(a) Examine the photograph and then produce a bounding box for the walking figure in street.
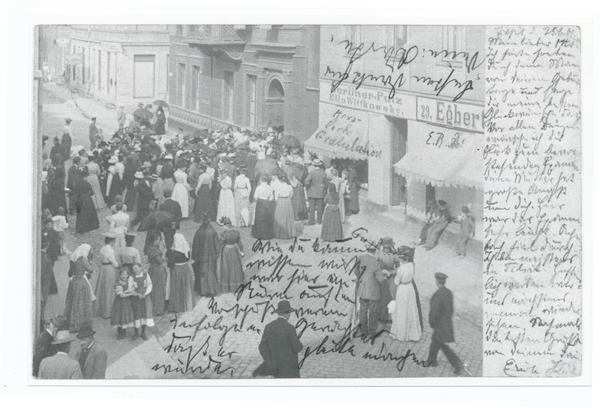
[425,272,470,376]
[253,300,303,378]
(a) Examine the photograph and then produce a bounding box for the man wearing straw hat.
[37,330,83,379]
[252,300,303,378]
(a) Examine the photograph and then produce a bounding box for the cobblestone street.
[41,82,483,380]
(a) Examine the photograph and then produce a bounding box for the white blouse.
[254,183,273,201]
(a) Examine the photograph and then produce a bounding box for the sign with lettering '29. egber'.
[417,97,484,134]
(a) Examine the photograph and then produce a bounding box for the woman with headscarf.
[64,244,95,332]
[194,163,214,223]
[95,232,120,319]
[171,160,191,219]
[233,167,251,227]
[273,174,296,239]
[251,175,275,240]
[105,155,122,206]
[75,167,100,234]
[85,153,106,209]
[389,246,423,342]
[191,213,220,297]
[320,184,344,242]
[218,217,245,294]
[216,169,236,225]
[167,233,195,313]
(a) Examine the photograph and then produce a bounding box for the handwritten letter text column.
[483,26,582,376]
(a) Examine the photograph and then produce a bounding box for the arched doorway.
[265,77,285,132]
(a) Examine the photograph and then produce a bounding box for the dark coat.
[429,286,455,343]
[245,154,258,181]
[61,133,72,163]
[305,168,328,199]
[32,330,55,377]
[75,342,107,379]
[354,253,384,300]
[258,317,303,378]
[160,198,182,229]
[136,179,155,211]
[459,215,475,237]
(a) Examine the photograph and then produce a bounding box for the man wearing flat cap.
[37,330,83,379]
[253,300,303,378]
[426,273,468,376]
[75,326,107,379]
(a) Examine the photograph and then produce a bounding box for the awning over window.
[304,107,382,161]
[393,123,483,189]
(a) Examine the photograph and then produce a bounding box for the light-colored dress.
[273,182,296,239]
[172,169,190,218]
[233,174,251,227]
[216,176,236,224]
[338,179,348,223]
[389,262,422,342]
[107,211,130,255]
[86,161,106,209]
[95,244,120,318]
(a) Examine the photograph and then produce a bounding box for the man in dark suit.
[160,189,183,229]
[33,315,68,377]
[304,159,328,225]
[354,244,385,339]
[89,117,99,150]
[426,273,468,375]
[131,172,155,228]
[38,330,83,379]
[253,300,303,378]
[75,327,107,379]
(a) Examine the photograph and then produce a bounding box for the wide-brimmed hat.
[273,300,296,315]
[134,171,144,179]
[141,161,152,169]
[380,237,395,248]
[312,159,323,167]
[164,154,173,160]
[108,156,118,164]
[103,232,117,239]
[50,315,69,331]
[52,330,75,345]
[76,327,96,339]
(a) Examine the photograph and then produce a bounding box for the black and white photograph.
[29,20,584,383]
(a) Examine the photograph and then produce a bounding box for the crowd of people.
[36,102,474,379]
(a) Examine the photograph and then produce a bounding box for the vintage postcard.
[28,15,590,387]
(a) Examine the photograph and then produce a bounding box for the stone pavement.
[40,83,483,379]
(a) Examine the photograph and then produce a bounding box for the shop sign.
[66,53,83,65]
[416,96,484,133]
[320,81,416,120]
[101,41,124,53]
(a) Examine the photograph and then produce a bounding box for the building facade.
[309,25,485,243]
[67,25,170,107]
[167,25,320,140]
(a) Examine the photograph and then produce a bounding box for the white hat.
[134,171,145,179]
[164,154,173,160]
[108,155,118,164]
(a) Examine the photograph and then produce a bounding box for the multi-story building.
[67,25,170,108]
[167,25,320,140]
[308,25,485,245]
[39,25,70,82]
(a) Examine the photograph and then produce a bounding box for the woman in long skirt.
[219,217,245,294]
[346,168,360,216]
[167,233,195,313]
[251,176,275,240]
[95,232,120,319]
[338,171,348,223]
[233,168,251,227]
[86,155,106,209]
[320,184,344,242]
[273,175,296,239]
[106,202,130,255]
[389,247,423,342]
[46,165,67,216]
[146,233,168,316]
[111,269,135,340]
[129,264,154,340]
[105,155,122,207]
[64,244,95,332]
[75,169,100,234]
[172,161,191,219]
[290,174,307,222]
[191,214,220,296]
[194,165,214,223]
[216,170,236,225]
[377,237,397,322]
